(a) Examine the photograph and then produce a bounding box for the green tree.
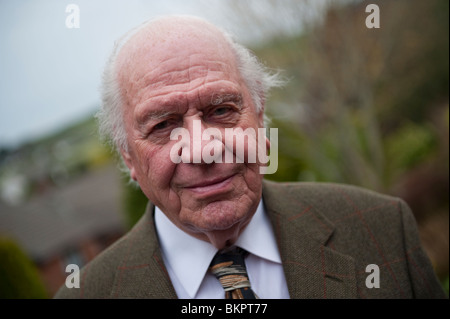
[122,179,148,230]
[0,237,48,299]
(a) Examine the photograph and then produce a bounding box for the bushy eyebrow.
[210,93,243,108]
[136,92,243,127]
[136,110,178,128]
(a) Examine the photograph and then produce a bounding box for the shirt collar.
[235,200,282,264]
[154,198,281,298]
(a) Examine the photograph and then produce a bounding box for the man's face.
[117,23,266,248]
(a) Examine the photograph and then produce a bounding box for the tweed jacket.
[54,180,446,298]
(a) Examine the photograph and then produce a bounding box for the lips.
[183,174,235,196]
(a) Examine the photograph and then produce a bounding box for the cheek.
[134,142,177,189]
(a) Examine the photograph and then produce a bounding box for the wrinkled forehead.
[115,18,239,89]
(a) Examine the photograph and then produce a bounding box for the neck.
[191,217,253,250]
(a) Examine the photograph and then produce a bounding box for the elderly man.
[55,15,445,299]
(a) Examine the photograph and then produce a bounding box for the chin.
[185,200,251,232]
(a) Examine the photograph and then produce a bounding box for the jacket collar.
[111,180,357,298]
[110,203,178,298]
[262,179,357,298]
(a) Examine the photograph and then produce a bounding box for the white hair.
[96,15,284,155]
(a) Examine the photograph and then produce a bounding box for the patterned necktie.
[209,247,258,299]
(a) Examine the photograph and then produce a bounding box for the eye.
[149,117,180,136]
[212,106,232,116]
[205,104,240,126]
[154,120,170,131]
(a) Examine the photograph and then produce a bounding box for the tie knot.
[209,247,257,299]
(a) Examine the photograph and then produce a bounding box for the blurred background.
[0,0,448,298]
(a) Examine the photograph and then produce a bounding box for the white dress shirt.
[154,199,290,299]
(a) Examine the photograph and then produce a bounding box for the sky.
[0,0,325,148]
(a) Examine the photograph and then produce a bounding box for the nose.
[182,118,224,164]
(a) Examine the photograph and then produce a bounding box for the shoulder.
[53,211,155,299]
[262,179,404,219]
[261,179,413,253]
[53,231,131,298]
[261,180,436,298]
[263,179,394,199]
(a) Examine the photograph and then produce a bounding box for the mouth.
[184,174,235,197]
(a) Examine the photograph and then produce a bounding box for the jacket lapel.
[111,181,357,298]
[263,180,357,299]
[110,203,177,298]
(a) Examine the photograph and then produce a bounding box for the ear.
[120,148,137,181]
